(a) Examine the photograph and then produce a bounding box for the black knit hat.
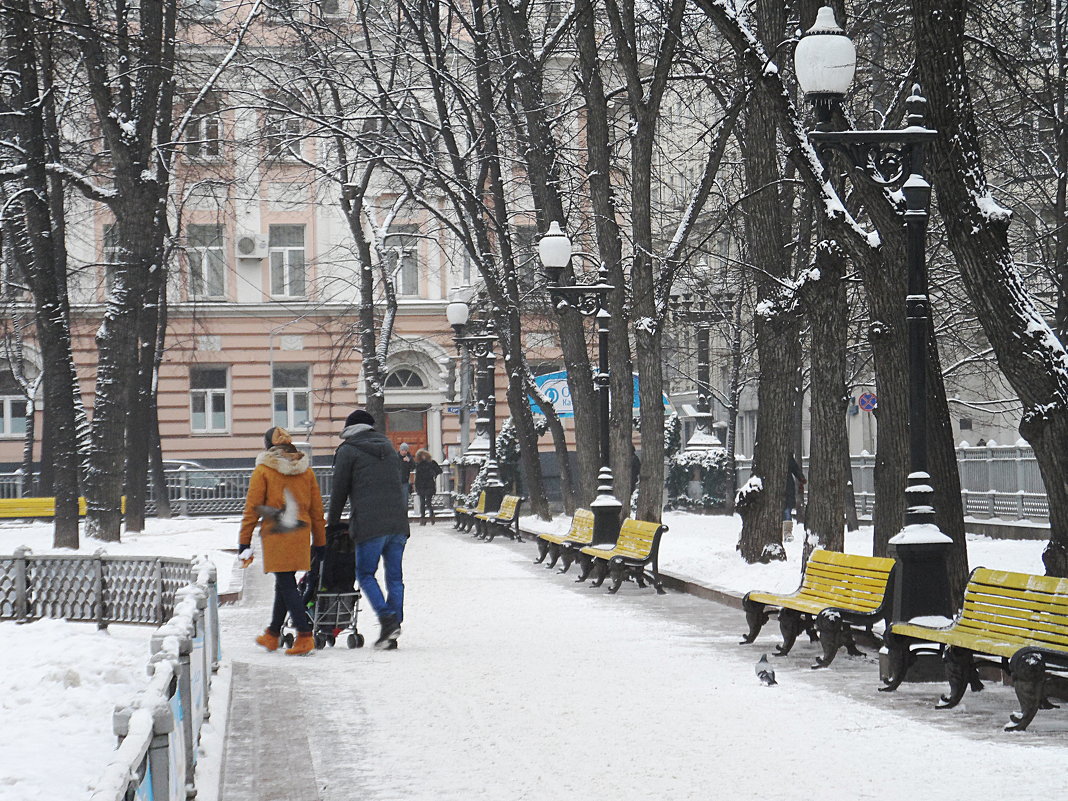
[345,409,375,427]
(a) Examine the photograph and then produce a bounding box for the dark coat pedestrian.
[413,449,442,524]
[327,409,410,650]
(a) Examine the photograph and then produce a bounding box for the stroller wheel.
[327,634,336,647]
[282,633,295,648]
[314,632,327,650]
[348,633,364,649]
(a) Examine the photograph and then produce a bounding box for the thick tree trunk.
[804,240,848,553]
[913,0,1068,575]
[124,275,162,532]
[3,0,81,547]
[735,0,798,562]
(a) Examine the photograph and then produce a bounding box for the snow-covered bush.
[665,446,730,511]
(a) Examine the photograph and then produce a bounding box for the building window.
[186,224,226,299]
[385,224,420,296]
[959,418,973,431]
[513,224,540,291]
[186,96,221,157]
[273,364,311,431]
[103,223,121,293]
[318,0,341,16]
[265,92,303,159]
[0,397,27,438]
[190,366,228,433]
[385,368,425,388]
[269,225,306,298]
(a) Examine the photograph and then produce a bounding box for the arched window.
[385,368,425,388]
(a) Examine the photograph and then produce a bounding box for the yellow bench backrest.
[474,492,486,514]
[569,509,595,544]
[960,568,1068,650]
[615,518,664,559]
[497,495,519,520]
[799,550,895,611]
[0,496,117,518]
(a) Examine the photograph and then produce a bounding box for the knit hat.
[263,426,293,449]
[345,409,375,428]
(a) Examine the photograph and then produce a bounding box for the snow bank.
[0,619,151,801]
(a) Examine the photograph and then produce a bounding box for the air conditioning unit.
[235,233,268,260]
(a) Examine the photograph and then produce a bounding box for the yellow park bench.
[882,567,1068,731]
[741,550,896,668]
[576,518,668,595]
[0,496,90,518]
[534,508,594,572]
[475,494,523,543]
[453,491,486,533]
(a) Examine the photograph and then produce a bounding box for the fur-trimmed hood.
[256,446,309,476]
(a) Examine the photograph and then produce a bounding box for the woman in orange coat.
[239,427,326,656]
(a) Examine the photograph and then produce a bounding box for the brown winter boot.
[255,628,281,652]
[285,632,315,656]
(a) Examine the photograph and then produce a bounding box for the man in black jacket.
[328,409,411,649]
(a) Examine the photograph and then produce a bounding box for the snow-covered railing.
[0,550,196,625]
[735,445,1050,523]
[91,556,221,801]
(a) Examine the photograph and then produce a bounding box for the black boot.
[375,614,401,649]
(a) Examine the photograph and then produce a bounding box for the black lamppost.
[447,299,505,512]
[795,6,952,621]
[538,222,621,545]
[671,292,733,452]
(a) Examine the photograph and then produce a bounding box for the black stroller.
[284,522,364,649]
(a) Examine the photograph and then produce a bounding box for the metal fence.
[735,444,1049,523]
[0,548,196,626]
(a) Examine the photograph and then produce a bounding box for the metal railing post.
[177,466,189,517]
[14,546,30,623]
[93,549,108,630]
[150,634,195,798]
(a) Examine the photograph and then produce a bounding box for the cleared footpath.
[219,522,1067,801]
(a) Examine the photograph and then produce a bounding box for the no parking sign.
[858,392,878,412]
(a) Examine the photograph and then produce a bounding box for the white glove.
[239,547,254,567]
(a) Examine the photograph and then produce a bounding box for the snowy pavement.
[219,522,1067,801]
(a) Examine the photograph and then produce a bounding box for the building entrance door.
[385,407,428,454]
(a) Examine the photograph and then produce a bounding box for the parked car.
[162,460,229,498]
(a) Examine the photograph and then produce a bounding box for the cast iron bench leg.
[937,645,980,709]
[534,540,549,564]
[775,608,804,656]
[1006,651,1047,731]
[740,598,769,645]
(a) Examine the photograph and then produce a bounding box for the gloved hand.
[312,545,326,561]
[238,546,254,568]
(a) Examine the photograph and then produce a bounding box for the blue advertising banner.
[529,371,670,418]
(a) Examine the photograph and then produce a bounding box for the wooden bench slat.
[964,599,1068,633]
[970,568,1068,596]
[955,615,1068,648]
[810,550,896,573]
[965,586,1068,616]
[804,561,894,585]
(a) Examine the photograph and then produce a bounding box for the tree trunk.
[3,0,81,547]
[804,240,848,553]
[734,0,799,562]
[124,275,162,532]
[913,0,1068,575]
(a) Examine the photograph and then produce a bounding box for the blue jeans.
[356,534,407,623]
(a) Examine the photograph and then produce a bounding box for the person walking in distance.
[398,442,414,512]
[328,410,410,649]
[240,427,326,656]
[413,449,443,525]
[783,454,806,543]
